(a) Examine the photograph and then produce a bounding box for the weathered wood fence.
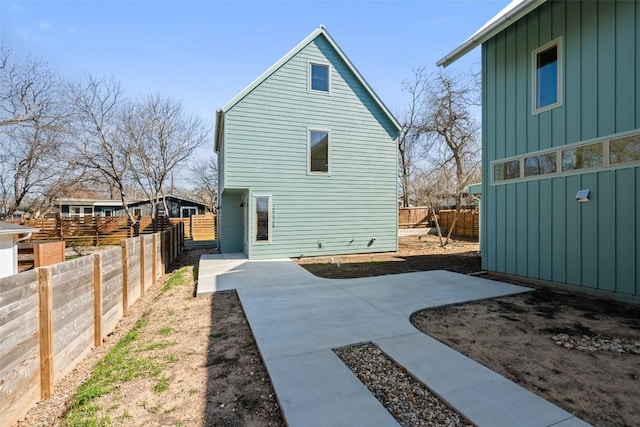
[0,224,184,426]
[398,207,431,229]
[438,209,479,239]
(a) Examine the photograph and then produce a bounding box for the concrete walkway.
[197,254,590,427]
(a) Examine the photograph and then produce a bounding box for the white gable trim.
[215,25,401,151]
[437,0,547,67]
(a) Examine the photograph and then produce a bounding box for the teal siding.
[220,35,398,259]
[482,0,640,298]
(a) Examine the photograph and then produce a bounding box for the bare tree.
[123,95,210,230]
[68,75,139,227]
[397,67,429,207]
[418,70,481,245]
[0,50,77,218]
[187,155,218,213]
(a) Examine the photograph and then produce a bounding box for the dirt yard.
[17,233,639,426]
[412,289,640,427]
[295,233,481,278]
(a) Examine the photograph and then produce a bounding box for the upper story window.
[309,63,330,93]
[309,130,329,173]
[533,38,562,113]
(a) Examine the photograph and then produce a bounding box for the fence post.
[139,237,145,297]
[160,231,166,274]
[93,253,103,347]
[152,233,158,282]
[56,214,63,240]
[120,240,129,316]
[38,267,54,399]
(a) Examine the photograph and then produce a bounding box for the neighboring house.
[439,0,640,301]
[215,26,401,259]
[0,222,39,278]
[128,196,206,218]
[57,196,206,218]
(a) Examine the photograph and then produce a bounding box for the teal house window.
[309,130,329,173]
[533,39,562,112]
[310,63,329,92]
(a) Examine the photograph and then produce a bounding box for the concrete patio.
[197,253,590,427]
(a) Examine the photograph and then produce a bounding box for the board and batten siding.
[482,0,640,298]
[222,34,398,259]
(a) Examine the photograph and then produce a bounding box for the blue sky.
[1,0,508,146]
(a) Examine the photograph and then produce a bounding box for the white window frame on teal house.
[532,37,563,114]
[491,129,640,184]
[307,128,331,175]
[308,61,330,94]
[253,195,272,244]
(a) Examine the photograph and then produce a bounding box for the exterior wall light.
[576,189,590,202]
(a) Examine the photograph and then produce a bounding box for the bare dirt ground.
[412,287,640,427]
[295,233,481,278]
[17,248,284,427]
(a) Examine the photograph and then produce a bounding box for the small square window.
[494,159,520,182]
[610,134,640,165]
[309,130,329,173]
[533,39,562,112]
[310,63,329,92]
[524,153,557,177]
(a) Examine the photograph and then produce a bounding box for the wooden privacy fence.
[17,241,66,272]
[438,209,479,239]
[170,213,216,241]
[0,224,184,426]
[11,215,174,246]
[398,207,431,229]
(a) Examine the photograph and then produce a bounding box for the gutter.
[437,0,546,67]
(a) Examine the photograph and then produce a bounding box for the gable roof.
[437,0,547,67]
[215,25,401,151]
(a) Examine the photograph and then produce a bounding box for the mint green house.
[439,0,640,301]
[215,26,401,259]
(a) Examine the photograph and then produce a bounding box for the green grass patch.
[62,315,166,425]
[162,266,191,292]
[158,326,172,336]
[153,375,170,393]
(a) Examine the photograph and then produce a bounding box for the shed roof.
[437,0,547,67]
[0,221,39,235]
[215,25,401,151]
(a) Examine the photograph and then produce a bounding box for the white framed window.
[309,62,330,93]
[181,207,197,218]
[70,206,93,217]
[533,38,562,113]
[254,195,271,243]
[308,129,330,174]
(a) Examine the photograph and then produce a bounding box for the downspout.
[16,232,33,243]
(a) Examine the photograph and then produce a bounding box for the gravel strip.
[334,343,474,427]
[552,333,640,354]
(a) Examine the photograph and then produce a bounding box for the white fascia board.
[437,0,547,67]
